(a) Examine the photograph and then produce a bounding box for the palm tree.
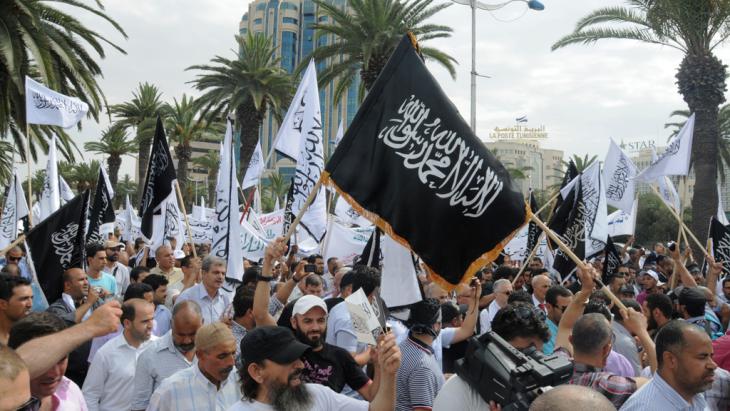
[110,83,165,200]
[666,107,730,183]
[30,170,45,202]
[552,1,730,252]
[163,94,224,195]
[115,174,137,209]
[69,160,101,193]
[0,0,126,161]
[306,0,456,103]
[506,165,534,182]
[192,150,220,204]
[188,33,292,176]
[561,154,597,173]
[84,125,136,186]
[264,171,291,206]
[0,141,15,183]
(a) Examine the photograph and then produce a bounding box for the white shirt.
[226,383,369,411]
[147,363,239,411]
[107,262,130,297]
[82,332,155,411]
[479,300,502,335]
[175,283,230,325]
[433,374,485,411]
[61,292,91,321]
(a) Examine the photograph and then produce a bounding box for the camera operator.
[433,298,550,410]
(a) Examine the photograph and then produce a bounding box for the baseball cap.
[241,326,310,364]
[642,269,665,286]
[292,295,328,316]
[104,240,123,249]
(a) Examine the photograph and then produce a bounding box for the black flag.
[358,228,382,268]
[548,160,579,225]
[710,217,730,278]
[139,117,176,241]
[602,236,622,284]
[27,191,90,304]
[86,169,115,244]
[552,179,585,276]
[323,35,527,288]
[526,190,541,253]
[281,177,296,237]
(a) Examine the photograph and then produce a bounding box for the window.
[254,18,263,24]
[256,3,266,10]
[281,31,298,73]
[281,2,298,11]
[319,16,328,22]
[283,17,298,24]
[242,14,248,20]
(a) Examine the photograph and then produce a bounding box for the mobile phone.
[469,277,479,287]
[304,264,317,273]
[668,242,677,252]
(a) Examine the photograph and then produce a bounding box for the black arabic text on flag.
[323,34,528,288]
[602,235,622,285]
[139,117,177,241]
[526,191,541,253]
[710,217,730,278]
[26,191,90,304]
[551,180,585,276]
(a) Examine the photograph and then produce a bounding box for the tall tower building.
[239,0,360,178]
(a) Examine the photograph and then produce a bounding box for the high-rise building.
[239,0,360,178]
[483,138,564,197]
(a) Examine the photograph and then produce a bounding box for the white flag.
[163,194,185,253]
[718,184,729,226]
[334,195,371,227]
[239,219,268,262]
[242,142,264,189]
[657,176,681,212]
[39,134,60,221]
[635,114,694,182]
[607,199,638,237]
[211,121,245,281]
[322,218,374,265]
[334,120,345,146]
[25,76,89,128]
[345,288,382,346]
[504,224,528,261]
[0,172,30,249]
[380,234,422,308]
[274,60,318,159]
[258,209,285,240]
[603,139,638,213]
[290,62,327,241]
[58,176,74,203]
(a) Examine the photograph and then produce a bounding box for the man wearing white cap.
[637,269,665,306]
[104,240,130,297]
[289,295,379,400]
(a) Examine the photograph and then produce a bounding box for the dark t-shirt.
[301,343,370,393]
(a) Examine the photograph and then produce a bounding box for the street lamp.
[448,0,544,133]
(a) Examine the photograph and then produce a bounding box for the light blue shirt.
[87,271,117,296]
[175,283,230,325]
[620,372,709,411]
[543,318,558,355]
[153,304,172,337]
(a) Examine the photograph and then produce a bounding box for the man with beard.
[230,325,400,411]
[290,295,378,399]
[104,240,130,297]
[0,274,33,344]
[620,320,717,410]
[8,312,87,410]
[83,299,155,411]
[131,300,203,411]
[175,256,230,325]
[147,322,239,411]
[643,293,673,337]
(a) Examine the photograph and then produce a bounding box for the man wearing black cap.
[678,287,723,340]
[230,326,400,411]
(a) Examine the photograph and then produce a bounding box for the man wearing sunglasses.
[543,285,573,355]
[478,279,511,334]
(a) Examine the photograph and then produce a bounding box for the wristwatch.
[257,274,274,282]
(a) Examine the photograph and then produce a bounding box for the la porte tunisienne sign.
[488,124,548,140]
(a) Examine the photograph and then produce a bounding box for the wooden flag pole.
[512,232,544,286]
[25,125,33,227]
[283,178,323,243]
[0,234,26,256]
[529,213,628,313]
[174,181,197,259]
[650,185,708,258]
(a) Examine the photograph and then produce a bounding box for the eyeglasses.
[500,290,512,296]
[7,256,21,262]
[16,397,40,411]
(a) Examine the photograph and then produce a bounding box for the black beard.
[175,342,195,353]
[108,254,119,262]
[647,315,658,331]
[293,326,325,348]
[270,372,312,411]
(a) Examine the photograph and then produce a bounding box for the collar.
[654,372,702,408]
[231,320,248,334]
[532,294,544,306]
[196,283,221,300]
[113,331,138,350]
[407,332,435,355]
[613,321,631,337]
[573,361,600,374]
[161,330,195,363]
[193,362,234,391]
[686,316,705,324]
[61,293,77,311]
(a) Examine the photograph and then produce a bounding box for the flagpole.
[25,125,33,226]
[512,232,544,286]
[283,178,323,243]
[174,181,197,259]
[0,234,26,256]
[649,185,708,258]
[240,186,256,224]
[529,213,627,312]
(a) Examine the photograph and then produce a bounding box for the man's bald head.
[0,345,31,411]
[425,283,448,304]
[529,385,615,411]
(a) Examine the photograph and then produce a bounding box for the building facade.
[483,139,564,197]
[239,0,360,178]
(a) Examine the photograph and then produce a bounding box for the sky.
[35,0,730,181]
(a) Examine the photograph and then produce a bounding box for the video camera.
[455,331,574,410]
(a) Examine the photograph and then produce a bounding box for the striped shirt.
[396,334,445,411]
[131,331,195,410]
[620,372,708,411]
[554,348,637,408]
[147,364,239,411]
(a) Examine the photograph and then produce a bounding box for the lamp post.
[448,0,544,133]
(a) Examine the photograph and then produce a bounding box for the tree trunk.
[676,52,727,255]
[136,133,152,203]
[175,143,192,206]
[360,53,390,91]
[107,155,121,187]
[236,102,264,180]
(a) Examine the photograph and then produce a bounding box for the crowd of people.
[0,232,729,411]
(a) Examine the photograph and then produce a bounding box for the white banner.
[603,139,638,213]
[25,76,89,128]
[380,234,422,308]
[334,120,345,146]
[0,172,29,249]
[718,184,729,226]
[635,114,694,182]
[274,60,318,159]
[607,199,638,237]
[322,218,374,265]
[582,162,608,257]
[39,134,61,222]
[211,121,245,281]
[345,289,382,346]
[258,209,285,240]
[240,219,268,262]
[657,176,681,213]
[334,195,371,227]
[59,176,74,204]
[242,142,264,190]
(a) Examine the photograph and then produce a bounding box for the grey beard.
[270,379,312,411]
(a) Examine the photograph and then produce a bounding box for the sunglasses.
[16,397,40,411]
[7,256,21,262]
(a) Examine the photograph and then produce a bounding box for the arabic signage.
[488,125,548,140]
